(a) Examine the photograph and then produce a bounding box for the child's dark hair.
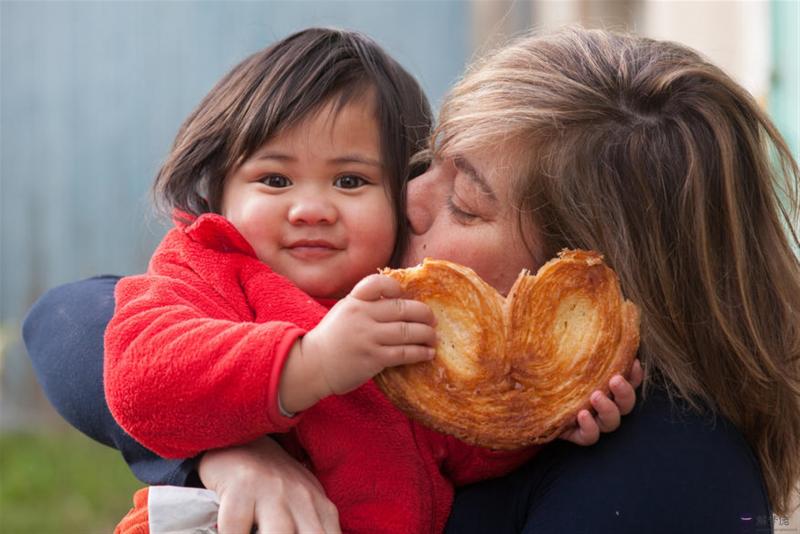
[155,27,432,265]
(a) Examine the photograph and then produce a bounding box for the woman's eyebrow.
[454,157,497,201]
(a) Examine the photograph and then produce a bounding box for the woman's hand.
[559,359,644,446]
[198,436,340,534]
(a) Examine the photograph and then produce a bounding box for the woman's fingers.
[251,484,340,534]
[230,480,338,534]
[608,375,636,416]
[560,360,643,445]
[317,498,342,534]
[254,507,295,534]
[217,493,258,534]
[561,409,600,445]
[607,358,642,416]
[281,495,341,534]
[199,436,340,534]
[588,360,642,433]
[590,390,622,432]
[629,359,644,388]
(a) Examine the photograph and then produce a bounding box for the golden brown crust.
[374,250,640,449]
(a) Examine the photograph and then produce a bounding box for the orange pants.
[115,487,150,534]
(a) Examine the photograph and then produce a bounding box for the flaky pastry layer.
[375,250,640,449]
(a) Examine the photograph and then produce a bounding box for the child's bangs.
[233,78,377,171]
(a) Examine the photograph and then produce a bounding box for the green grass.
[0,429,144,533]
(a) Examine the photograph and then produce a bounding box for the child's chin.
[299,281,346,300]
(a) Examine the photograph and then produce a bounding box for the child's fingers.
[368,297,436,326]
[349,274,402,301]
[590,390,621,433]
[375,321,437,349]
[380,344,436,367]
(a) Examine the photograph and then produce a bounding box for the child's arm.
[106,271,436,459]
[279,274,437,414]
[104,272,318,459]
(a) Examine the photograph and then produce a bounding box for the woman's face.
[404,149,544,295]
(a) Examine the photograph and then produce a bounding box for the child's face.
[221,97,396,299]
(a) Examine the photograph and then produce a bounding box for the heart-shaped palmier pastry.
[375,249,640,449]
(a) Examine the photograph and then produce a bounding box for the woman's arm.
[22,276,198,486]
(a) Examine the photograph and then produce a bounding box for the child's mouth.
[286,240,341,260]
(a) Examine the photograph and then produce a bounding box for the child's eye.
[260,175,292,188]
[334,175,368,189]
[447,196,480,223]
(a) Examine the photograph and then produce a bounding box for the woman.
[25,27,799,533]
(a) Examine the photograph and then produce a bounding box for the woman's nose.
[288,198,338,225]
[406,168,441,235]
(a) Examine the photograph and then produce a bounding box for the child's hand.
[308,274,437,396]
[558,359,643,446]
[281,274,437,412]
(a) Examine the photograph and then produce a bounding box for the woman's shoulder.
[523,384,773,533]
[618,383,756,453]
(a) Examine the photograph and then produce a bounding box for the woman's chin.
[401,252,425,268]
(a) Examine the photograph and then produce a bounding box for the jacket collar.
[173,210,338,309]
[173,210,257,258]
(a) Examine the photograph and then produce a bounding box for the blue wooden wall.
[0,1,469,427]
[2,1,797,428]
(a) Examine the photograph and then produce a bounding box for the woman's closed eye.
[334,174,369,189]
[260,174,292,188]
[446,195,480,223]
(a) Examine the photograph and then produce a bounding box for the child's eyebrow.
[255,152,294,162]
[255,152,382,168]
[330,155,383,168]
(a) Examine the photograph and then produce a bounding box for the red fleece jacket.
[105,213,538,534]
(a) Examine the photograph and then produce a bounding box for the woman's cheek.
[457,227,531,295]
[435,230,495,276]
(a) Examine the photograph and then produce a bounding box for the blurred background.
[1,0,798,531]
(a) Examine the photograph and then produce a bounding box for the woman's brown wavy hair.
[435,26,800,515]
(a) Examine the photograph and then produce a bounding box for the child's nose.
[288,198,338,225]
